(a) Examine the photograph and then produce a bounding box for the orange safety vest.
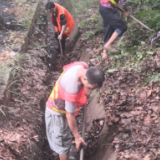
[51,3,75,36]
[47,62,87,116]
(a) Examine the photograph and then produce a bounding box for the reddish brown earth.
[1,0,160,160]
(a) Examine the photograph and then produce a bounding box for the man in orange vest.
[46,2,75,53]
[45,62,105,160]
[99,0,129,59]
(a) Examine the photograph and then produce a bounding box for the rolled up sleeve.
[60,14,67,26]
[65,101,77,113]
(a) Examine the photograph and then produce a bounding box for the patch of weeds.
[107,68,117,73]
[79,21,85,27]
[16,0,27,2]
[15,3,36,29]
[90,92,100,98]
[0,106,6,116]
[15,53,26,62]
[0,64,8,78]
[141,74,159,85]
[72,0,92,14]
[105,90,115,94]
[150,75,159,82]
[21,19,31,29]
[34,42,45,50]
[85,31,95,39]
[107,33,156,73]
[79,13,103,39]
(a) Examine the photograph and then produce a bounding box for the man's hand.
[124,11,129,17]
[75,137,87,150]
[123,5,129,17]
[58,34,62,40]
[66,112,87,150]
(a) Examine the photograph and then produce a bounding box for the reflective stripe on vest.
[64,27,69,33]
[52,105,80,114]
[101,0,118,6]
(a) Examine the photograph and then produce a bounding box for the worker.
[46,2,75,53]
[45,61,105,160]
[99,0,129,59]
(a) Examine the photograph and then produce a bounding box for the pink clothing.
[100,0,127,9]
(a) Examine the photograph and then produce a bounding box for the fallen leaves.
[31,135,39,142]
[143,155,150,160]
[0,50,16,60]
[96,53,160,159]
[147,90,152,97]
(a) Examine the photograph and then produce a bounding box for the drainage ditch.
[0,1,117,160]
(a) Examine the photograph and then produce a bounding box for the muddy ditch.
[0,0,19,52]
[0,0,40,53]
[2,0,160,160]
[0,0,116,160]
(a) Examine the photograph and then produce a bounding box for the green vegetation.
[128,0,160,30]
[72,0,160,85]
[71,0,103,39]
[16,0,27,2]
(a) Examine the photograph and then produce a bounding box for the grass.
[71,0,103,39]
[0,106,6,116]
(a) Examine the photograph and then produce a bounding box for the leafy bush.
[137,8,160,30]
[127,0,160,31]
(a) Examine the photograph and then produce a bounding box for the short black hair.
[86,67,105,87]
[45,2,55,10]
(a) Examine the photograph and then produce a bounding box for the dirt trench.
[0,1,117,160]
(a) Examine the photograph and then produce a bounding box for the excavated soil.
[1,0,160,160]
[0,1,106,160]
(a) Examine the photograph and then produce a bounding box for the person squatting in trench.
[46,2,75,53]
[99,0,129,59]
[45,61,105,160]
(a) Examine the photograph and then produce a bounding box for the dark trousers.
[99,5,127,45]
[55,32,67,52]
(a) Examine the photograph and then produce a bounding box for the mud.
[0,1,115,160]
[0,0,24,52]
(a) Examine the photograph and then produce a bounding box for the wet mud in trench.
[0,0,24,52]
[0,1,112,160]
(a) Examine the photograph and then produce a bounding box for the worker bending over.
[45,61,105,160]
[99,0,129,59]
[46,2,75,53]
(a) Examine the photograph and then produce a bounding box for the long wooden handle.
[59,39,64,56]
[58,31,64,56]
[80,105,86,160]
[117,6,153,32]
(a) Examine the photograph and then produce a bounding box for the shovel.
[58,38,63,57]
[117,6,153,32]
[79,105,86,160]
[57,32,64,66]
[118,6,160,44]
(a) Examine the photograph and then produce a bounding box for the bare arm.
[66,112,87,149]
[58,24,66,40]
[120,0,129,16]
[122,5,129,17]
[60,25,66,36]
